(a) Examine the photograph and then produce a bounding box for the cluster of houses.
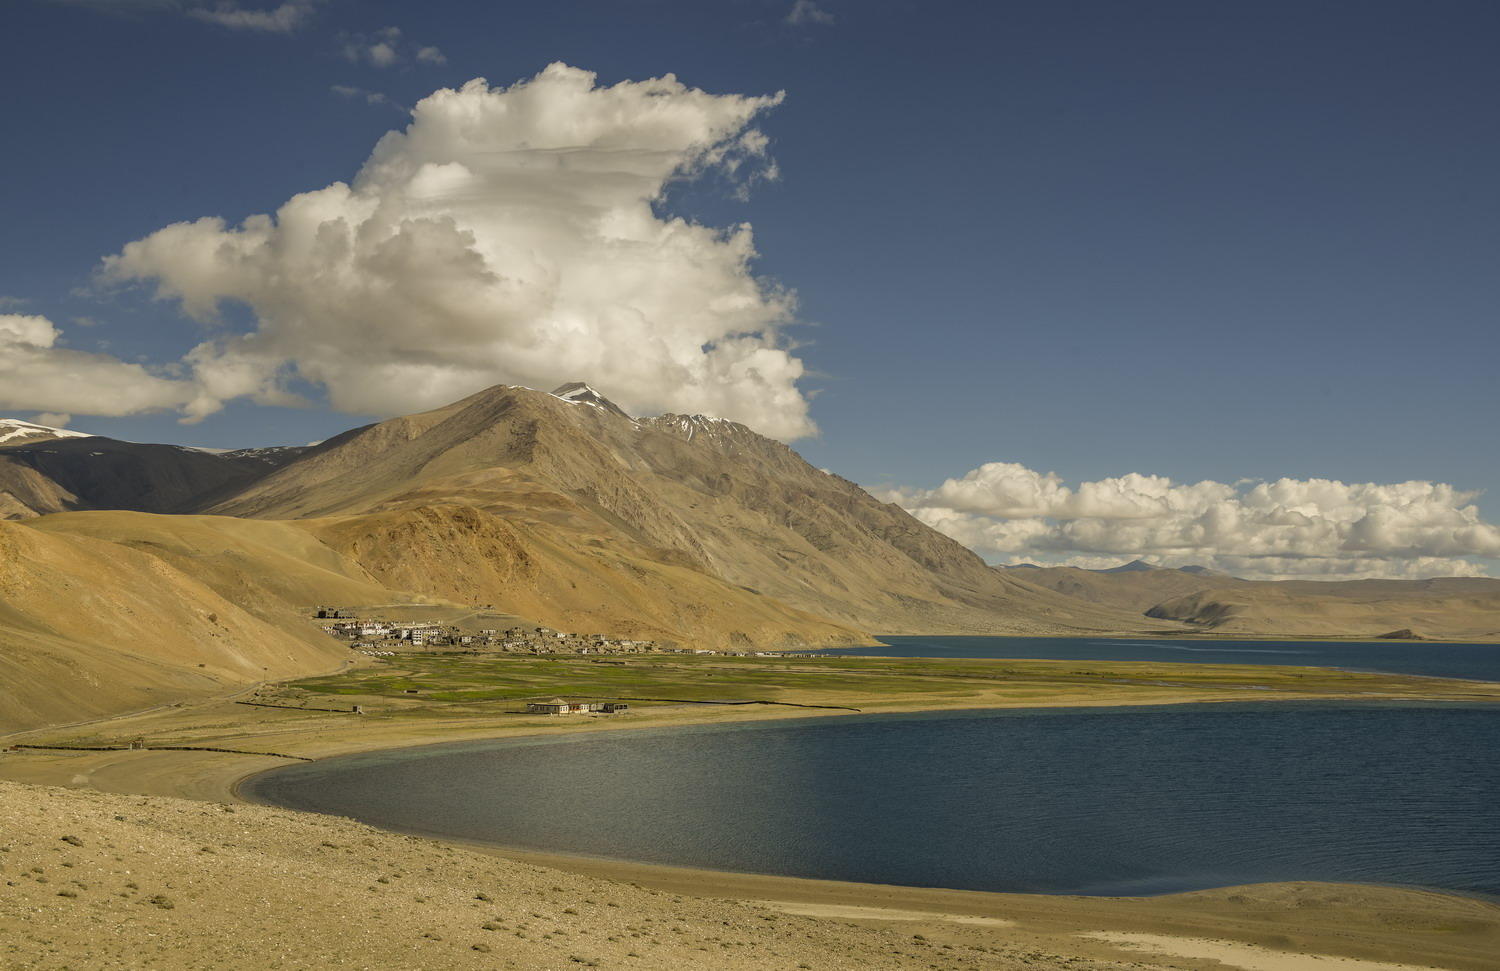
[313,608,663,655]
[312,607,820,659]
[526,699,630,716]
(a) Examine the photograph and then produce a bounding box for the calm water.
[818,635,1500,682]
[247,702,1500,897]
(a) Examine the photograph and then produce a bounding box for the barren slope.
[1013,564,1239,614]
[209,384,1156,637]
[0,504,865,733]
[0,517,354,733]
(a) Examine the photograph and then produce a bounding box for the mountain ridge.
[206,382,1154,638]
[4,381,1499,733]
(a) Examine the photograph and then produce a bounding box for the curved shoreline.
[233,762,1500,930]
[233,699,1500,905]
[8,687,1500,968]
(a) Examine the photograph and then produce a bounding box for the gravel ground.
[0,781,1140,971]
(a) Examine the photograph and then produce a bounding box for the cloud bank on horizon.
[879,461,1500,580]
[6,64,812,439]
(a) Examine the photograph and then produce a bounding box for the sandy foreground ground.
[3,690,1500,970]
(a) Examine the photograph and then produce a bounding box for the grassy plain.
[6,647,1498,814]
[290,650,1500,712]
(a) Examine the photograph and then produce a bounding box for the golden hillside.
[209,384,1153,638]
[0,517,350,733]
[8,382,1498,735]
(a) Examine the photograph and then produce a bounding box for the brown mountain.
[1146,576,1500,640]
[0,383,1164,731]
[6,382,1499,733]
[0,515,353,731]
[206,383,1152,641]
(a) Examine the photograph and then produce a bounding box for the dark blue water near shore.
[248,702,1500,897]
[819,635,1500,682]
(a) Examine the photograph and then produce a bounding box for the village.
[307,606,818,718]
[314,606,666,656]
[312,607,813,660]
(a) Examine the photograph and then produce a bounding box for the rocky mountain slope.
[5,383,1499,733]
[207,383,1152,639]
[0,435,305,520]
[0,383,1154,731]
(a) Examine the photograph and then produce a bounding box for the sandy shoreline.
[5,678,1500,969]
[227,697,1500,933]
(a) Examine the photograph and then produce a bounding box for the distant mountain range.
[0,432,309,519]
[3,385,1498,732]
[1013,561,1500,640]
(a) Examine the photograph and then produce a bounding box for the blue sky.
[2,0,1497,577]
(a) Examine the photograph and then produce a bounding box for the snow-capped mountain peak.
[0,418,94,447]
[549,382,632,420]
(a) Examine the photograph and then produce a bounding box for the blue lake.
[247,702,1500,897]
[818,635,1500,682]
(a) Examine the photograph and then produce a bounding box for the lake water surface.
[819,635,1500,682]
[247,702,1500,897]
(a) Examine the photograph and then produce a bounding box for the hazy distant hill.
[1016,562,1238,612]
[1146,577,1500,640]
[0,435,305,520]
[1018,561,1500,639]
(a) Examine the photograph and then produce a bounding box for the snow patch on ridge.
[548,382,634,421]
[0,418,94,445]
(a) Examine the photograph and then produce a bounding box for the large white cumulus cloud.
[881,461,1500,579]
[104,64,815,438]
[0,314,194,416]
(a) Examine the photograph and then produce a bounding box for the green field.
[290,651,1500,714]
